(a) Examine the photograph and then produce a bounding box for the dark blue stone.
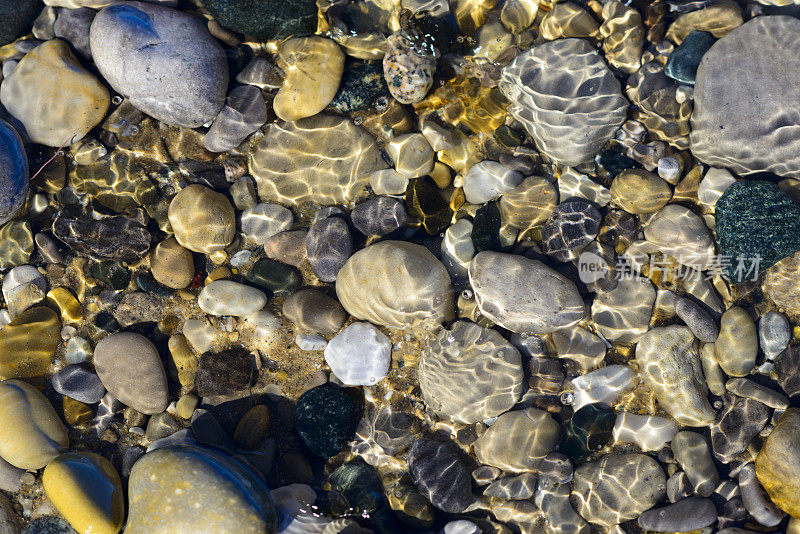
[0,119,29,225]
[665,31,717,86]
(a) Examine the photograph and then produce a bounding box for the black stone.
[199,0,317,40]
[93,312,119,333]
[135,273,173,298]
[407,438,473,513]
[351,196,408,237]
[88,262,131,290]
[329,62,389,114]
[471,201,502,252]
[195,347,254,397]
[715,181,800,283]
[0,0,37,46]
[710,392,770,463]
[541,199,602,261]
[246,258,302,298]
[598,150,642,178]
[305,217,353,283]
[52,215,151,263]
[294,384,358,458]
[665,31,716,86]
[405,177,453,235]
[494,125,525,148]
[775,345,800,398]
[329,459,385,514]
[559,404,615,461]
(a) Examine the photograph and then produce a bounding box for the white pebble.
[182,319,217,353]
[2,265,45,302]
[571,365,636,411]
[369,168,409,196]
[324,322,391,386]
[386,133,434,179]
[296,333,328,351]
[463,161,523,204]
[657,157,681,184]
[240,203,293,245]
[230,249,253,267]
[442,219,475,273]
[198,280,267,316]
[613,412,678,451]
[697,167,736,208]
[64,336,93,364]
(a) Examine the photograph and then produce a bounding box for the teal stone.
[88,262,131,290]
[135,273,173,298]
[598,150,642,179]
[199,0,317,40]
[665,31,716,86]
[0,0,37,46]
[471,201,502,252]
[559,404,615,461]
[245,258,302,298]
[329,460,384,514]
[715,180,800,283]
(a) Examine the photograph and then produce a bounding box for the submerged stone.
[405,177,453,235]
[559,404,615,462]
[52,215,151,263]
[200,0,317,40]
[407,438,473,513]
[294,384,358,458]
[245,258,302,298]
[665,31,716,85]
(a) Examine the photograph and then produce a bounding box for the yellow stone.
[0,220,33,270]
[167,184,235,254]
[665,1,743,44]
[63,397,94,426]
[0,379,69,469]
[610,169,672,214]
[176,394,198,420]
[168,334,197,387]
[756,408,800,518]
[206,266,232,284]
[233,405,270,450]
[0,306,61,379]
[43,452,125,534]
[47,287,84,323]
[539,2,600,40]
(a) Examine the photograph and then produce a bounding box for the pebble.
[64,337,92,364]
[0,379,68,469]
[263,230,308,268]
[383,33,436,105]
[710,392,770,463]
[0,306,60,380]
[484,472,537,501]
[0,39,108,147]
[201,0,315,39]
[665,2,742,44]
[715,307,757,377]
[498,175,557,230]
[419,321,523,424]
[441,520,481,534]
[551,326,606,371]
[114,291,162,327]
[21,517,76,534]
[499,38,627,166]
[35,233,63,264]
[442,219,474,280]
[282,289,346,335]
[240,203,293,246]
[51,365,105,404]
[672,431,719,497]
[0,121,28,226]
[3,267,45,302]
[691,16,800,178]
[245,258,301,298]
[610,169,672,214]
[305,217,352,283]
[644,204,715,270]
[613,412,678,451]
[560,404,615,461]
[55,214,151,262]
[570,365,635,411]
[463,161,523,204]
[168,184,235,253]
[725,378,789,410]
[125,445,277,534]
[740,463,786,527]
[149,236,194,289]
[145,412,181,441]
[386,134,434,179]
[370,168,409,196]
[658,157,681,183]
[93,333,169,415]
[204,85,266,153]
[637,497,717,532]
[90,2,228,127]
[698,167,736,209]
[541,199,602,261]
[759,311,790,360]
[0,492,20,533]
[599,0,643,73]
[194,347,254,397]
[665,30,716,85]
[591,276,656,343]
[336,241,454,327]
[675,297,718,342]
[700,344,724,395]
[474,408,559,472]
[296,333,327,351]
[274,37,344,122]
[755,407,800,518]
[350,196,408,237]
[0,456,24,493]
[0,0,36,46]
[325,322,391,386]
[636,326,715,426]
[329,62,388,114]
[294,384,357,457]
[571,453,666,527]
[468,251,584,334]
[175,394,197,420]
[53,6,95,59]
[42,452,124,534]
[408,438,473,513]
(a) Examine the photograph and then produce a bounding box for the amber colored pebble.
[47,287,84,323]
[0,306,61,379]
[63,397,93,426]
[233,404,270,450]
[167,334,197,387]
[205,266,232,284]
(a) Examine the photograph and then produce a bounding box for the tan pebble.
[168,334,197,388]
[715,307,757,377]
[167,184,235,254]
[0,306,61,379]
[263,230,308,268]
[63,397,93,426]
[175,394,198,420]
[233,405,270,450]
[665,1,743,44]
[150,236,194,289]
[206,266,232,284]
[610,169,672,214]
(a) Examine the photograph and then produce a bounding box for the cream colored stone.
[665,0,743,44]
[715,307,757,377]
[168,184,235,254]
[599,0,644,74]
[150,237,194,289]
[274,37,344,122]
[610,169,672,214]
[0,40,109,147]
[538,2,599,40]
[386,134,434,179]
[473,409,559,472]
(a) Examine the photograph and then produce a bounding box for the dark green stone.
[472,201,502,252]
[405,177,453,235]
[94,311,119,333]
[88,262,131,290]
[135,273,173,298]
[294,384,357,458]
[0,0,37,46]
[665,31,716,86]
[245,258,302,298]
[715,180,800,283]
[328,62,388,114]
[598,150,642,179]
[494,125,524,148]
[199,0,317,40]
[559,404,615,461]
[329,460,385,514]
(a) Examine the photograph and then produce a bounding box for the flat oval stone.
[637,497,717,532]
[149,236,194,289]
[305,217,352,283]
[420,321,523,424]
[126,445,278,534]
[468,251,585,334]
[199,280,267,317]
[282,289,346,335]
[672,431,719,497]
[715,306,757,377]
[240,203,293,246]
[407,438,473,513]
[336,241,454,328]
[350,196,408,237]
[610,168,672,214]
[675,297,718,342]
[245,258,301,298]
[42,452,124,534]
[51,365,105,404]
[0,306,60,379]
[93,333,169,415]
[0,379,68,469]
[52,215,151,262]
[294,384,357,458]
[473,408,560,472]
[0,120,28,226]
[168,184,235,254]
[90,2,228,127]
